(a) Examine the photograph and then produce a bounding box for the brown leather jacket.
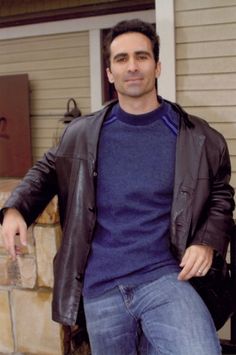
[1,99,234,326]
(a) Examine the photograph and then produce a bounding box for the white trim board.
[156,0,176,101]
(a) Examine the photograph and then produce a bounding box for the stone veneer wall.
[0,179,63,355]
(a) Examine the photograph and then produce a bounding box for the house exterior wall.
[175,0,236,189]
[1,1,234,172]
[0,31,90,162]
[0,9,155,163]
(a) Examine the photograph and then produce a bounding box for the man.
[1,19,235,354]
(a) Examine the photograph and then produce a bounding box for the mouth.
[125,77,143,83]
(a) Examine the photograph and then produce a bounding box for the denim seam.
[118,285,139,322]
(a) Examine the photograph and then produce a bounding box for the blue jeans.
[83,273,221,355]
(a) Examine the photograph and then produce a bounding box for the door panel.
[0,74,32,177]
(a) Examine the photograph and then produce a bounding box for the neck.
[118,92,160,114]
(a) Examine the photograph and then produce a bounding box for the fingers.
[3,230,17,260]
[18,220,27,247]
[178,245,213,281]
[2,208,27,260]
[178,258,209,280]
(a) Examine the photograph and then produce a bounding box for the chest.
[97,121,177,199]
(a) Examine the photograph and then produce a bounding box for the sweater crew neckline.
[112,96,168,126]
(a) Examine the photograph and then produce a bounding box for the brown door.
[0,74,32,177]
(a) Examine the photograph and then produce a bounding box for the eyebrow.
[113,50,152,61]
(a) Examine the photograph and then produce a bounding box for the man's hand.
[178,245,213,281]
[1,208,27,260]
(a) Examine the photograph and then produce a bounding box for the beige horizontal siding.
[31,86,90,98]
[227,140,236,155]
[175,0,236,11]
[230,173,236,188]
[175,1,236,191]
[177,74,236,90]
[31,98,90,113]
[177,57,236,75]
[0,31,91,162]
[176,6,236,27]
[177,91,236,107]
[176,23,236,44]
[186,107,236,123]
[29,67,90,80]
[176,40,236,59]
[0,33,89,53]
[230,156,236,171]
[0,57,89,73]
[0,46,89,64]
[31,78,90,91]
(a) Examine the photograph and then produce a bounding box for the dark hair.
[103,19,160,67]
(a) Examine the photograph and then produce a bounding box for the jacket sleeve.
[0,147,58,227]
[192,141,235,257]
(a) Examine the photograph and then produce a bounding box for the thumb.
[179,249,189,267]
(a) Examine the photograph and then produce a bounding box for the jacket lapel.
[85,105,112,175]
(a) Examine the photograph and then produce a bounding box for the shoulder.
[67,107,106,129]
[168,99,230,158]
[56,102,115,155]
[187,113,227,149]
[164,98,224,140]
[61,105,109,140]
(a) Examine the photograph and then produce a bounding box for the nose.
[127,58,138,72]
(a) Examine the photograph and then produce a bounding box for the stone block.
[12,289,62,355]
[17,256,37,288]
[0,179,20,209]
[0,290,14,353]
[0,256,9,285]
[0,256,21,286]
[36,196,59,225]
[34,225,61,288]
[0,255,36,288]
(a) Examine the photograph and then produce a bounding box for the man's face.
[106,32,161,100]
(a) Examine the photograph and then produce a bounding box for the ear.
[155,61,161,79]
[106,67,114,83]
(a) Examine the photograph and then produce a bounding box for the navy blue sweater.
[83,98,180,298]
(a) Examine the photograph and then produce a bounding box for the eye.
[137,54,148,61]
[115,56,127,63]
